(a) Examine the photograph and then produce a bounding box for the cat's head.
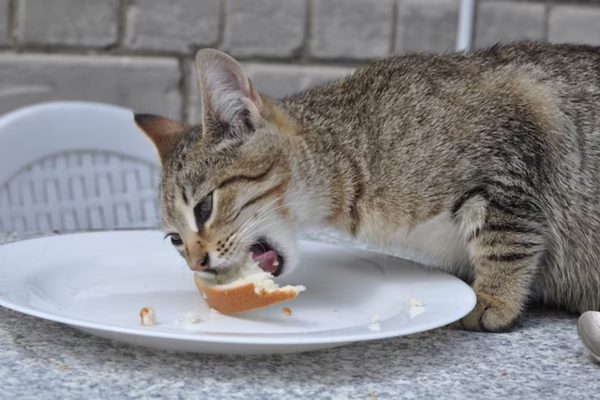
[135,49,302,278]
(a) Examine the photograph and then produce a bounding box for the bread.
[139,307,156,326]
[194,259,305,314]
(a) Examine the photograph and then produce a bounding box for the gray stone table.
[1,231,598,399]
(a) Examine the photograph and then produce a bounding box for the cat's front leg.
[457,271,532,332]
[452,187,546,331]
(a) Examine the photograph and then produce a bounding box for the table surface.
[1,231,598,400]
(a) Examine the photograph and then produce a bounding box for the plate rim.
[0,230,476,345]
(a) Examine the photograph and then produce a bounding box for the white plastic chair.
[0,101,161,232]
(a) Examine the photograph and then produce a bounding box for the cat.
[135,41,600,332]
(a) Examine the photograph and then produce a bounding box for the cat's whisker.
[229,208,286,255]
[235,193,288,236]
[235,186,306,234]
[236,191,306,234]
[235,199,294,238]
[236,221,282,248]
[236,202,302,240]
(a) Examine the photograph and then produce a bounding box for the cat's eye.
[168,233,183,246]
[194,192,213,229]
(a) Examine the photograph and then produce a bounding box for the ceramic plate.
[0,231,476,354]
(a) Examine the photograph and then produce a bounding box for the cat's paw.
[453,292,521,332]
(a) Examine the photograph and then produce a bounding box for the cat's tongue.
[252,250,278,274]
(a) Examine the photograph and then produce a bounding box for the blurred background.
[1,0,600,123]
[0,0,599,233]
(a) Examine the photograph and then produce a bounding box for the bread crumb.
[282,307,292,316]
[409,296,423,307]
[408,296,426,319]
[209,308,220,315]
[139,307,156,327]
[369,393,377,398]
[60,365,68,372]
[368,315,381,332]
[501,372,508,377]
[184,313,200,324]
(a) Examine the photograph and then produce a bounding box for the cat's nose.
[190,253,210,271]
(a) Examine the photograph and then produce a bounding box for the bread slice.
[193,259,305,314]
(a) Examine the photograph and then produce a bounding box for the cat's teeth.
[273,261,279,267]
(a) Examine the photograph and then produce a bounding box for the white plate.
[0,231,476,354]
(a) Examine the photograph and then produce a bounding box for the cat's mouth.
[250,238,284,276]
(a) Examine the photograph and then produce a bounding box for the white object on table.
[0,101,160,232]
[578,311,600,363]
[0,230,476,355]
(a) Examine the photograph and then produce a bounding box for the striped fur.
[138,42,600,331]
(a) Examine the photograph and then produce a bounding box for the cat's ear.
[134,114,190,165]
[194,49,262,143]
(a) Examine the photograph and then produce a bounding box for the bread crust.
[194,274,299,314]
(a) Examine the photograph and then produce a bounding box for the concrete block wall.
[0,0,599,123]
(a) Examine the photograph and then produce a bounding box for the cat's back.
[347,41,600,95]
[282,41,599,127]
[283,42,600,188]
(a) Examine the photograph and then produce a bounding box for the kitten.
[135,42,600,332]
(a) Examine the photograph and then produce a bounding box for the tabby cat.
[135,42,600,331]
